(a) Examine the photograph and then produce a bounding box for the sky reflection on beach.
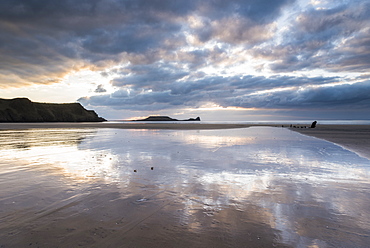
[1,127,370,247]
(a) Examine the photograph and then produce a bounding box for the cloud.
[265,1,370,73]
[230,81,370,110]
[2,0,370,120]
[80,74,368,113]
[197,0,294,24]
[206,16,276,45]
[94,84,107,93]
[0,0,296,87]
[0,0,191,87]
[111,63,189,90]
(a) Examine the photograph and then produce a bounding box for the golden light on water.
[0,145,119,181]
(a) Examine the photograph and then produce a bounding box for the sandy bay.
[290,124,370,160]
[1,123,370,247]
[1,122,370,159]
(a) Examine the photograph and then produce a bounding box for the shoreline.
[1,122,370,160]
[0,122,258,130]
[291,124,370,160]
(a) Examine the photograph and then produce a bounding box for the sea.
[109,119,370,125]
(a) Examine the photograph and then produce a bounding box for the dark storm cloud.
[190,0,294,45]
[0,0,295,87]
[0,0,195,86]
[2,0,370,118]
[266,1,370,73]
[80,74,362,111]
[230,81,370,110]
[111,63,189,90]
[197,0,294,24]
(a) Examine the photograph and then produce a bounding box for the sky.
[1,0,370,121]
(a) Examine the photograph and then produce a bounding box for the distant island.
[0,98,106,122]
[133,116,201,122]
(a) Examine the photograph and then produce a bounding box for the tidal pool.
[1,127,369,247]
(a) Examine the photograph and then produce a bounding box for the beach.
[0,122,254,130]
[291,124,370,160]
[1,122,369,159]
[1,123,370,247]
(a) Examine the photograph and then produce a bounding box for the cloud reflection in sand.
[0,129,120,181]
[1,127,370,247]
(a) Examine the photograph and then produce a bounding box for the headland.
[0,98,106,122]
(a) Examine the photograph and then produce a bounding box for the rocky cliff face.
[0,98,106,122]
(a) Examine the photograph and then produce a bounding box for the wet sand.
[1,126,370,247]
[0,122,254,130]
[291,124,370,160]
[1,122,369,159]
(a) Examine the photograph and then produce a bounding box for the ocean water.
[111,119,370,125]
[1,126,370,247]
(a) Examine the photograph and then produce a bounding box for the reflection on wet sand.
[0,129,95,150]
[1,127,370,247]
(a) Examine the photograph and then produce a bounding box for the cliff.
[134,116,201,121]
[0,98,106,122]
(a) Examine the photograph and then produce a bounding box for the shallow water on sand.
[1,127,370,247]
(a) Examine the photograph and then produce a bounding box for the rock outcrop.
[310,121,317,128]
[0,98,106,122]
[134,116,201,121]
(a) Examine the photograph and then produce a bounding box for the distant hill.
[0,98,106,122]
[134,116,201,121]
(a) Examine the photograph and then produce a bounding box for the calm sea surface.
[1,127,369,247]
[111,119,370,125]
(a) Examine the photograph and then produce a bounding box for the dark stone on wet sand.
[311,121,317,128]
